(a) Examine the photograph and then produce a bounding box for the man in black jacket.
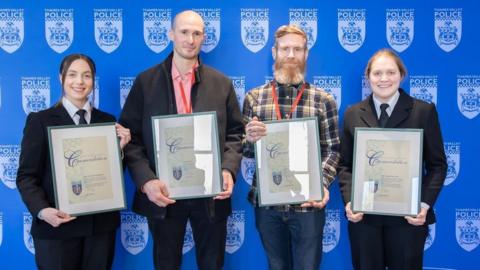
[119,10,243,270]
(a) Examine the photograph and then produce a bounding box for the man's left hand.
[300,186,330,208]
[215,170,234,200]
[405,207,428,226]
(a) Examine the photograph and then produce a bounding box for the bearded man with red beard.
[242,25,340,270]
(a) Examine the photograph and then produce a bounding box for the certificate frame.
[48,123,126,217]
[254,117,323,206]
[351,128,423,216]
[152,112,222,199]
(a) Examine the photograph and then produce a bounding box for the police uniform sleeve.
[421,103,447,207]
[16,112,51,217]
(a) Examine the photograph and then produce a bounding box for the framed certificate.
[255,117,323,206]
[48,123,126,216]
[351,128,423,216]
[152,112,222,199]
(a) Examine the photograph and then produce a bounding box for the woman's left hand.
[115,123,131,149]
[405,207,428,226]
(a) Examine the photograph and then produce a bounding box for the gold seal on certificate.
[351,128,423,216]
[255,118,323,206]
[49,123,126,216]
[152,112,222,199]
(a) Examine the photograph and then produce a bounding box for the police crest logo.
[94,9,122,54]
[143,9,170,54]
[194,8,221,53]
[289,8,317,49]
[121,211,148,255]
[434,8,462,52]
[87,77,100,108]
[226,210,245,254]
[119,77,134,109]
[362,75,372,100]
[230,76,245,111]
[241,157,255,186]
[0,9,24,54]
[182,221,194,254]
[71,180,82,195]
[323,209,341,252]
[457,75,480,119]
[386,9,414,53]
[21,76,50,115]
[0,145,20,190]
[172,166,182,180]
[23,212,35,254]
[410,75,438,105]
[241,8,269,53]
[456,209,480,252]
[44,9,73,53]
[424,223,436,250]
[272,171,282,185]
[337,9,366,53]
[313,75,342,109]
[444,142,461,186]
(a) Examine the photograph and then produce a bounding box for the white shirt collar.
[62,97,92,124]
[372,90,400,119]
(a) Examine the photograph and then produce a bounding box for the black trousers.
[148,198,228,270]
[33,231,116,270]
[348,221,428,270]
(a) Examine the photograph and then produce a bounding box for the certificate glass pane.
[152,112,222,199]
[255,118,323,206]
[48,123,126,216]
[351,128,423,216]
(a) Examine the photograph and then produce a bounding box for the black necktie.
[76,109,87,125]
[379,103,389,128]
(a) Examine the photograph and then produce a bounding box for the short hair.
[273,25,307,49]
[59,53,96,89]
[365,48,407,79]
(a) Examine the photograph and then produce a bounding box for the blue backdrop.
[0,1,479,269]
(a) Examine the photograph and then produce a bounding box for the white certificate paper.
[255,118,323,206]
[351,128,423,216]
[152,112,222,199]
[49,123,126,216]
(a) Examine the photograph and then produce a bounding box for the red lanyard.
[271,81,307,120]
[178,70,196,114]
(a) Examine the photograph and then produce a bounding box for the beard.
[273,58,306,85]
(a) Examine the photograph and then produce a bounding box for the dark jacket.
[338,89,447,225]
[119,53,243,219]
[16,104,120,239]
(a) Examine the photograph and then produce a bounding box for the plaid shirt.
[242,81,340,212]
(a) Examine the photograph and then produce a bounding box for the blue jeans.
[255,207,325,270]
